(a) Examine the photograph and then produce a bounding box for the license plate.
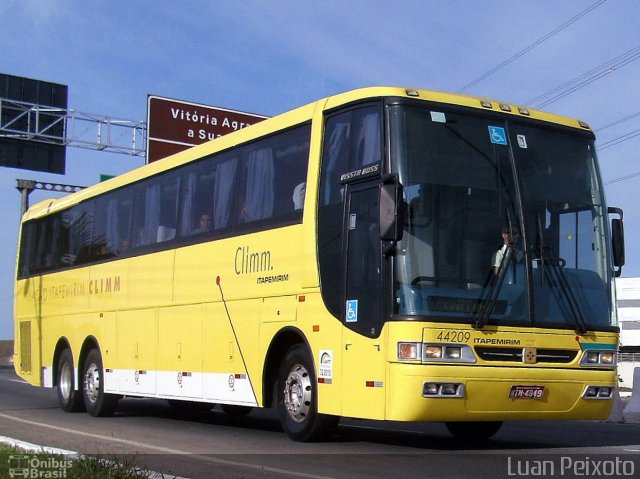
[509,385,545,399]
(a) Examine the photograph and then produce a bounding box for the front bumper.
[387,363,616,422]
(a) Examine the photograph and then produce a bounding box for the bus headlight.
[424,344,476,363]
[585,351,600,364]
[579,350,617,367]
[425,345,443,359]
[445,346,462,359]
[397,342,422,360]
[600,352,615,364]
[397,343,476,363]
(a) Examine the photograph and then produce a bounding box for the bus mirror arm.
[608,207,625,276]
[379,174,405,244]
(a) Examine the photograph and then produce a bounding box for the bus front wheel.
[82,348,118,417]
[445,421,502,441]
[56,349,84,412]
[277,344,338,441]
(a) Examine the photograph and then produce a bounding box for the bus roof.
[22,86,592,221]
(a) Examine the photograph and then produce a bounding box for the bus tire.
[56,349,84,412]
[277,344,339,441]
[445,421,502,441]
[82,348,118,417]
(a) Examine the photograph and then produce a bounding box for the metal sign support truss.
[0,97,146,157]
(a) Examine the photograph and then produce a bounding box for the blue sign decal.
[488,126,507,145]
[346,300,358,323]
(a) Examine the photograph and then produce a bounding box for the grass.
[0,445,170,478]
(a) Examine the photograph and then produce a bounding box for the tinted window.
[93,188,133,257]
[236,125,310,231]
[17,122,311,278]
[131,172,180,246]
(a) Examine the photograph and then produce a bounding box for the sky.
[1,0,639,339]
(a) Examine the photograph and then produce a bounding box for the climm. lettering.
[235,246,273,274]
[89,276,121,295]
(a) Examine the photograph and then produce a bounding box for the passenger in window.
[193,213,212,234]
[492,226,522,275]
[238,203,249,223]
[132,227,145,247]
[119,239,131,254]
[492,228,511,275]
[45,254,56,267]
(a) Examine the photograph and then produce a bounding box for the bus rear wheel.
[445,421,502,441]
[82,348,118,417]
[56,349,84,412]
[277,344,338,441]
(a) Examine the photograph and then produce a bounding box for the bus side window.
[33,218,56,272]
[68,203,94,265]
[17,222,35,277]
[179,160,216,237]
[132,172,180,246]
[273,126,310,217]
[212,156,238,231]
[235,124,310,230]
[91,189,134,258]
[239,146,275,223]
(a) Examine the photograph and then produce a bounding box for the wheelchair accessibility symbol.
[488,126,507,145]
[346,300,358,323]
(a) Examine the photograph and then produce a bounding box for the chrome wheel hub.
[283,363,312,423]
[59,362,72,400]
[84,362,100,403]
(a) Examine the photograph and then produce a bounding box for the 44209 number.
[436,330,471,343]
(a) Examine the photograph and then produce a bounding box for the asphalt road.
[1,368,639,479]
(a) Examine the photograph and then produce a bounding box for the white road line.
[3,378,27,384]
[0,412,333,479]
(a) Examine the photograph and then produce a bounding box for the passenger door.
[342,182,386,419]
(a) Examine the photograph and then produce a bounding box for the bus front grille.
[475,347,577,364]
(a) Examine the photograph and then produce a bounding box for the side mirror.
[379,174,404,242]
[608,207,625,277]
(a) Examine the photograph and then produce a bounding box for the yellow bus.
[14,87,625,441]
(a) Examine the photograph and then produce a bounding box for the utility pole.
[15,179,85,216]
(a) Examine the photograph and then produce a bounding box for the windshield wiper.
[535,215,587,335]
[473,214,517,329]
[473,245,512,329]
[536,214,545,285]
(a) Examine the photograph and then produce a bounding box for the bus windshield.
[390,104,615,330]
